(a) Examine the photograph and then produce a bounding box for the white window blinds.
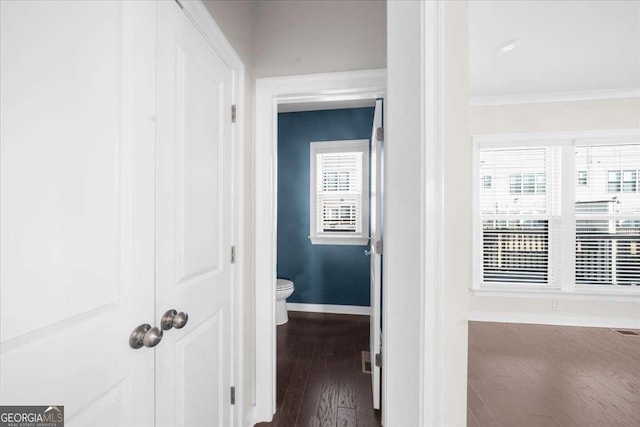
[475,132,640,293]
[479,147,558,284]
[575,143,640,286]
[309,139,369,245]
[316,151,363,233]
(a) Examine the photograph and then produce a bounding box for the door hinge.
[231,104,237,123]
[374,239,383,255]
[230,246,236,264]
[173,0,184,9]
[376,127,384,142]
[230,386,235,405]
[375,352,382,368]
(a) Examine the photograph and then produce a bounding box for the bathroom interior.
[271,99,382,424]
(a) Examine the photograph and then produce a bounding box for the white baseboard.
[469,311,640,329]
[287,303,371,316]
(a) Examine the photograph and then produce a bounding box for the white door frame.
[385,2,445,425]
[254,69,386,422]
[254,1,447,425]
[178,2,245,426]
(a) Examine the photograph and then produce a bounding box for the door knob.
[173,312,188,329]
[142,326,163,348]
[129,324,151,349]
[161,309,189,330]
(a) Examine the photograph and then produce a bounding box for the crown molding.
[470,87,640,107]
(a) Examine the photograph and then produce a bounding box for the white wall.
[252,0,386,78]
[442,2,470,425]
[470,97,640,328]
[385,1,426,423]
[471,98,640,134]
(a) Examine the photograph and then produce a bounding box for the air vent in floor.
[612,329,640,337]
[361,351,371,373]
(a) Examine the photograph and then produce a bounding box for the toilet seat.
[277,279,294,292]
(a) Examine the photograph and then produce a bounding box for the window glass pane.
[482,219,549,283]
[575,144,640,286]
[315,150,363,234]
[607,170,621,192]
[479,147,552,285]
[577,170,587,186]
[536,173,546,194]
[622,169,637,193]
[510,174,522,195]
[523,173,535,194]
[480,148,548,215]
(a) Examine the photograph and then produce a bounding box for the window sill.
[309,235,369,246]
[471,284,640,303]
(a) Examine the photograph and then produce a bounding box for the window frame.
[472,129,640,302]
[309,139,370,246]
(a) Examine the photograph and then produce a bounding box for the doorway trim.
[254,68,386,422]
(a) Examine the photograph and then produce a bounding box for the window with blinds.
[479,147,556,284]
[475,132,640,294]
[310,140,369,245]
[575,143,640,286]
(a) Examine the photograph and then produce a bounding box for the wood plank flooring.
[258,317,639,426]
[468,322,640,427]
[255,311,381,427]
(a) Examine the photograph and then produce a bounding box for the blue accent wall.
[277,107,374,307]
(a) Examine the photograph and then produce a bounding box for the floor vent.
[612,329,640,337]
[361,351,371,373]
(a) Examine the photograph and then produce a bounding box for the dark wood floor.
[258,317,640,426]
[468,321,640,427]
[256,311,381,427]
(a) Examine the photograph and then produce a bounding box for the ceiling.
[469,0,640,101]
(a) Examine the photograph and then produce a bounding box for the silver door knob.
[173,312,188,329]
[129,324,151,349]
[142,326,163,348]
[364,249,372,256]
[161,309,189,330]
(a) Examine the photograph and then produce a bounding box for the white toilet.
[276,279,294,325]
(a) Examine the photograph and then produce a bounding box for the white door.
[369,99,384,410]
[0,1,157,426]
[154,2,235,426]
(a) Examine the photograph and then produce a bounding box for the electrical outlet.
[552,300,560,311]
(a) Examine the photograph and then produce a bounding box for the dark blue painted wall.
[277,107,374,307]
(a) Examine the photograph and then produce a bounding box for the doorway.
[253,69,386,423]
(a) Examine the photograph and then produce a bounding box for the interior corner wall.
[469,97,640,328]
[277,108,374,307]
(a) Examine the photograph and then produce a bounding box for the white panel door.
[154,2,234,426]
[370,99,384,410]
[0,1,157,426]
